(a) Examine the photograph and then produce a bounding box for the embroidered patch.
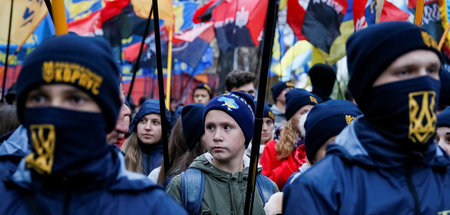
[408,91,436,144]
[25,124,56,175]
[421,31,438,49]
[345,115,355,125]
[218,97,239,111]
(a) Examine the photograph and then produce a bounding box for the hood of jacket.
[330,117,450,168]
[188,153,261,182]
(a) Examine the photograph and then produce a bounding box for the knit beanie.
[309,63,336,101]
[181,104,205,150]
[439,70,450,108]
[346,21,442,112]
[204,91,255,147]
[437,107,450,127]
[271,81,294,101]
[193,83,213,99]
[129,99,170,133]
[304,100,362,163]
[263,103,275,122]
[16,34,121,132]
[285,88,321,121]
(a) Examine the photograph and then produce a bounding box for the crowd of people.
[0,21,449,214]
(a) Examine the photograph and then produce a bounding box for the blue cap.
[129,99,170,133]
[271,81,294,101]
[181,104,206,150]
[204,91,255,147]
[16,34,121,132]
[285,88,321,121]
[437,107,450,127]
[347,21,442,112]
[304,100,362,163]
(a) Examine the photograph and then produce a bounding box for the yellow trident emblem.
[408,91,436,144]
[25,124,56,175]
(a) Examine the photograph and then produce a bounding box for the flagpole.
[439,22,450,51]
[44,0,54,21]
[165,24,174,109]
[244,0,278,213]
[1,0,14,103]
[52,0,67,35]
[375,0,385,23]
[415,0,424,26]
[126,6,154,102]
[152,0,171,176]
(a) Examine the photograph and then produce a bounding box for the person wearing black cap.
[148,104,207,187]
[166,92,278,214]
[261,88,320,190]
[264,100,361,215]
[121,99,171,175]
[437,107,450,154]
[0,34,186,214]
[438,69,450,113]
[284,21,450,214]
[308,63,336,101]
[270,81,294,129]
[192,83,213,105]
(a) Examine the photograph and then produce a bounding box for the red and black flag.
[193,0,268,52]
[301,0,348,53]
[287,0,307,40]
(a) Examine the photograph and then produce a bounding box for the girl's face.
[137,114,162,145]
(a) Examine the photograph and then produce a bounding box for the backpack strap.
[181,168,204,215]
[256,173,277,206]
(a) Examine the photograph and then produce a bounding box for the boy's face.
[436,127,450,155]
[193,89,210,105]
[261,117,274,144]
[137,113,162,144]
[204,110,246,162]
[25,84,100,112]
[231,82,255,97]
[373,50,440,87]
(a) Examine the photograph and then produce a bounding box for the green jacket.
[166,153,278,215]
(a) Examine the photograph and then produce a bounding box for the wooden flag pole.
[52,0,68,35]
[165,24,174,110]
[439,22,450,51]
[375,0,385,23]
[415,0,424,26]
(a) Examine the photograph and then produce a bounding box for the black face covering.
[363,76,441,146]
[23,107,111,177]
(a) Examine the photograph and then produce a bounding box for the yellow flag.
[131,0,174,27]
[327,20,354,65]
[0,0,48,46]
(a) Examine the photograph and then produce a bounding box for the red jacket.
[260,140,283,177]
[264,144,307,190]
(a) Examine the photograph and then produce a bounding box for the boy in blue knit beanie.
[284,21,450,214]
[0,34,186,214]
[166,91,278,214]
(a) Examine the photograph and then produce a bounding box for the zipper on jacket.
[405,168,421,215]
